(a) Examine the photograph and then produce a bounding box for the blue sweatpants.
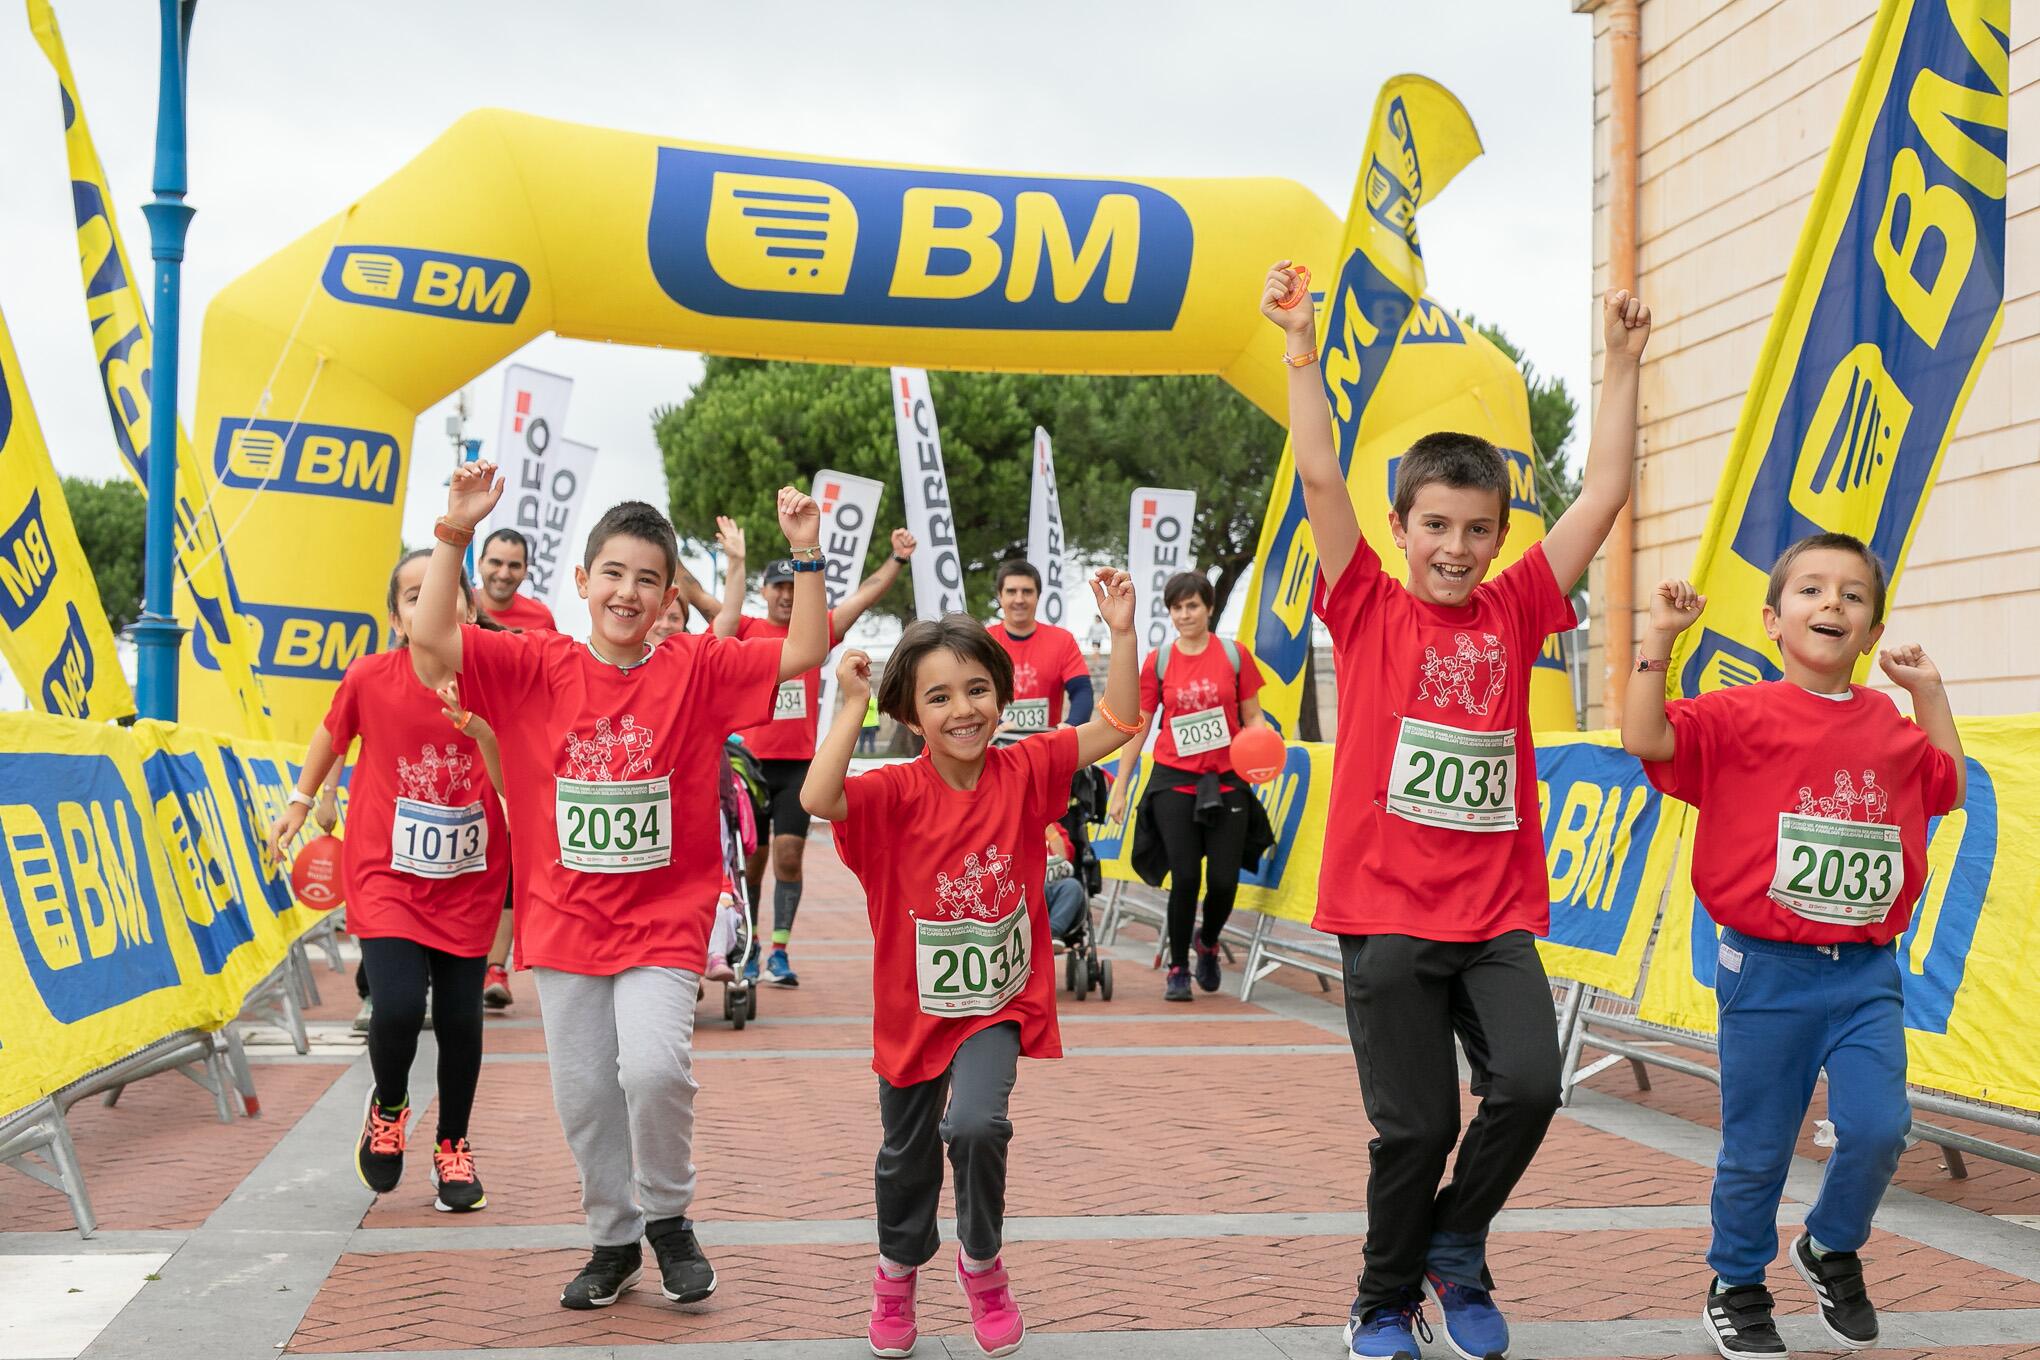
[1710,926,1911,1286]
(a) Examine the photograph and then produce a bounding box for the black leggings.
[357,936,488,1143]
[1148,779,1252,968]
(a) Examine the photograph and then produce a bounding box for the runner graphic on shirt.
[1417,631,1508,717]
[934,843,1018,921]
[1794,769,1889,823]
[396,743,476,804]
[564,714,660,782]
[1173,677,1222,712]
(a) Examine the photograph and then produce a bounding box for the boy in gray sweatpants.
[411,484,830,1311]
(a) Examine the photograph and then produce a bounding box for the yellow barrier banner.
[28,0,275,740]
[1669,0,2007,697]
[1639,716,2040,1113]
[0,712,323,1117]
[1091,731,1679,988]
[1238,77,1576,738]
[0,302,134,721]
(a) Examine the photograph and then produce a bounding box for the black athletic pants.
[1148,778,1251,969]
[1338,930,1562,1312]
[357,936,489,1143]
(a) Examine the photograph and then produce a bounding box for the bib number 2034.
[555,776,672,873]
[916,903,1031,1017]
[1385,716,1517,831]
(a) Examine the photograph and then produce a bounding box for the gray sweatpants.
[534,966,701,1247]
[875,1021,1020,1267]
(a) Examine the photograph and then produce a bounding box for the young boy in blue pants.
[1624,534,1964,1358]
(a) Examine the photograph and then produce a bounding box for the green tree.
[58,476,144,631]
[653,360,1287,621]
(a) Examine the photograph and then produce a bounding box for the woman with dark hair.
[1107,571,1270,1001]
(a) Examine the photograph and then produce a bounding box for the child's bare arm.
[1073,570,1142,768]
[1621,579,1702,762]
[1879,645,1966,808]
[801,650,869,822]
[1260,263,1360,586]
[1544,290,1652,589]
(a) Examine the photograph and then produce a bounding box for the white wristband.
[288,790,317,810]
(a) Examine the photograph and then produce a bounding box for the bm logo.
[322,246,529,324]
[647,149,1194,330]
[213,419,402,504]
[192,600,375,682]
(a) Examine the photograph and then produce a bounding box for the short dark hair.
[1766,532,1889,623]
[1162,570,1214,610]
[994,559,1041,592]
[1393,432,1512,531]
[582,501,679,586]
[481,527,529,563]
[877,614,1013,725]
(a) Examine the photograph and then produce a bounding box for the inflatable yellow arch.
[189,108,1539,740]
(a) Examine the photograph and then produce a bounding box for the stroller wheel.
[1098,958,1114,1001]
[746,986,759,1020]
[722,989,734,1021]
[732,1002,746,1031]
[1072,953,1090,1000]
[1064,949,1078,993]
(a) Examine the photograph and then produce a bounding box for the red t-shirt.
[1141,639,1264,775]
[457,624,781,974]
[732,611,843,760]
[481,591,557,632]
[1312,538,1576,940]
[988,622,1088,726]
[833,727,1081,1087]
[1643,682,1960,945]
[321,650,509,956]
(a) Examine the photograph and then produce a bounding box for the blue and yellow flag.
[29,0,275,739]
[1671,0,2007,696]
[1241,76,1574,735]
[0,304,135,720]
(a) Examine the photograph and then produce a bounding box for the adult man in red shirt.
[987,560,1092,734]
[477,528,558,632]
[700,523,917,986]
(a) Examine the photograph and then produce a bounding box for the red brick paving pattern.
[0,1061,345,1231]
[287,1226,2040,1351]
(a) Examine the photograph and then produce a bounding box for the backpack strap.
[1157,638,1239,682]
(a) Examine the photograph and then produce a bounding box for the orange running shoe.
[431,1137,487,1212]
[355,1092,407,1193]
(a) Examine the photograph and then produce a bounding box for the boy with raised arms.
[1265,263,1652,1360]
[411,462,828,1312]
[1624,539,1962,1358]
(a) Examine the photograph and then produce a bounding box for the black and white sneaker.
[1703,1280,1787,1358]
[647,1215,717,1303]
[1790,1233,1878,1348]
[560,1242,642,1309]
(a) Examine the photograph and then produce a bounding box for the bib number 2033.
[1385,716,1517,831]
[555,776,672,873]
[1769,813,1902,924]
[916,903,1031,1017]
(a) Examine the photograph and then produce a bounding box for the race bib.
[1004,698,1049,732]
[1385,716,1517,831]
[916,901,1031,1017]
[555,775,672,873]
[773,679,808,721]
[1769,813,1903,924]
[391,798,488,879]
[1169,706,1230,756]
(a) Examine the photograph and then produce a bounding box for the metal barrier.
[1096,881,1323,998]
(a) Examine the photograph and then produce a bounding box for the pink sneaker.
[955,1253,1024,1357]
[868,1266,917,1357]
[703,953,735,983]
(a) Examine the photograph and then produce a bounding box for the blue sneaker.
[765,948,799,987]
[742,950,760,983]
[1345,1292,1431,1359]
[1424,1272,1509,1360]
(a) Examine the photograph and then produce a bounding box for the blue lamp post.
[133,0,197,720]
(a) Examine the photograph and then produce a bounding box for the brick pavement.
[5,833,2038,1360]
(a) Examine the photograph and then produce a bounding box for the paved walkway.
[5,835,2040,1359]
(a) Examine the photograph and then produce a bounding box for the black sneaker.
[560,1243,642,1309]
[1193,940,1222,992]
[1790,1233,1877,1348]
[430,1138,487,1213]
[354,1091,407,1194]
[646,1215,717,1303]
[1163,965,1192,1002]
[1702,1280,1787,1358]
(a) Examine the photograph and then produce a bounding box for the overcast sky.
[0,0,1593,639]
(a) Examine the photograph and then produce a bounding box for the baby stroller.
[1054,770,1113,1002]
[715,748,760,1029]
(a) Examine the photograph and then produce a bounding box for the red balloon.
[1229,727,1287,785]
[291,834,346,910]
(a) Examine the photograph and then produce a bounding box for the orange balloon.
[1229,727,1287,784]
[291,834,346,910]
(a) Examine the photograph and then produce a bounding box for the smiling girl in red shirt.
[802,569,1142,1360]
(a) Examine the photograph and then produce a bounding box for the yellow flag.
[28,0,275,739]
[0,304,136,720]
[1241,76,1574,734]
[1670,0,2007,696]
